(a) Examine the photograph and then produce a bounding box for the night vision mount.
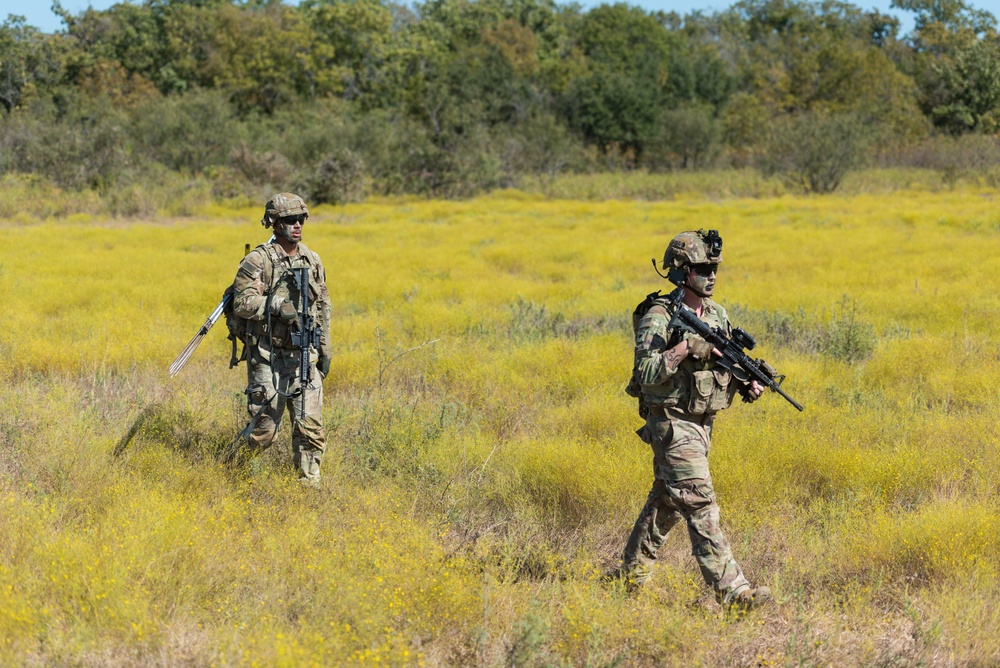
[702,229,722,262]
[652,228,723,285]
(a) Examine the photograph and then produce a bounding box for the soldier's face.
[276,215,304,243]
[686,263,717,296]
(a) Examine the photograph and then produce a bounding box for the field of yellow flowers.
[2,180,1000,665]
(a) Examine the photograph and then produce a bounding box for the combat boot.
[600,564,651,592]
[726,586,771,613]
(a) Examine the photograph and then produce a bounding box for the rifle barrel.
[770,382,804,411]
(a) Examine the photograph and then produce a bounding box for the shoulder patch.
[237,257,264,280]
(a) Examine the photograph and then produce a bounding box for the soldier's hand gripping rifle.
[290,267,322,420]
[665,289,805,412]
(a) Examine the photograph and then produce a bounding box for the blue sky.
[8,0,1000,35]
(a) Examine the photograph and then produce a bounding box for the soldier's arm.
[233,251,270,320]
[635,305,690,386]
[313,257,333,359]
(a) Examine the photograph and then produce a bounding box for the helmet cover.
[262,192,309,228]
[663,229,723,269]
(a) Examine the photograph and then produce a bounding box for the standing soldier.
[232,193,333,484]
[612,229,771,612]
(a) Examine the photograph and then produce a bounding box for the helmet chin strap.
[684,274,711,299]
[686,284,709,298]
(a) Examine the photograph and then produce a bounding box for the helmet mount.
[655,229,723,285]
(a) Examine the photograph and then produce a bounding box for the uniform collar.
[270,241,311,263]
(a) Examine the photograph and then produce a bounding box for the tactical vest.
[224,242,324,367]
[627,290,737,418]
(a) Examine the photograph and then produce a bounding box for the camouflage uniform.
[622,292,752,604]
[233,241,332,482]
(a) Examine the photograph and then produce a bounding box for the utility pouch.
[223,284,248,368]
[709,368,732,412]
[688,370,715,415]
[245,383,267,407]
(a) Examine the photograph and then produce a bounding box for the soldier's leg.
[289,357,326,483]
[245,351,287,452]
[619,412,683,584]
[661,421,750,604]
[621,479,683,584]
[668,478,749,603]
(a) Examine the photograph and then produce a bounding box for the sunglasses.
[279,215,306,226]
[691,264,718,277]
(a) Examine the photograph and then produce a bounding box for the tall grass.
[2,188,1000,664]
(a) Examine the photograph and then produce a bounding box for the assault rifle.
[665,287,805,412]
[290,266,322,419]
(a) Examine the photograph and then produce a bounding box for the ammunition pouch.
[687,368,734,415]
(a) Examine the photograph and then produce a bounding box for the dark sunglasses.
[691,263,718,277]
[280,215,306,226]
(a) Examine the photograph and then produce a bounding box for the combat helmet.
[261,192,309,228]
[664,229,723,270]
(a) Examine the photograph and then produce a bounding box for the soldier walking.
[232,193,333,484]
[612,229,771,612]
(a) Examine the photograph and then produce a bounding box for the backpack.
[625,289,678,416]
[223,243,283,368]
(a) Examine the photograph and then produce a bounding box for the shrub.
[728,296,876,362]
[130,89,242,174]
[646,101,722,170]
[765,111,875,194]
[821,296,877,362]
[308,147,366,204]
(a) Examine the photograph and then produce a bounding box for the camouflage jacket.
[232,241,332,359]
[634,296,738,415]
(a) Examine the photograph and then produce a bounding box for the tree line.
[2,0,1000,200]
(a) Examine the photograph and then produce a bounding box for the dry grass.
[2,185,1000,665]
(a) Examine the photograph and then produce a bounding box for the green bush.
[646,101,722,170]
[131,89,242,174]
[765,112,876,194]
[308,147,366,205]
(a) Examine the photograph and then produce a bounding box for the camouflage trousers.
[244,343,326,483]
[621,409,750,603]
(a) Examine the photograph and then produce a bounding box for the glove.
[317,356,331,379]
[270,298,298,323]
[741,380,765,403]
[687,335,714,362]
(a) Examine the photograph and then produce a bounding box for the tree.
[891,0,1000,133]
[931,38,1000,132]
[648,101,721,169]
[0,16,66,112]
[302,0,394,101]
[563,71,659,158]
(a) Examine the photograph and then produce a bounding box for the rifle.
[289,266,322,419]
[665,287,805,412]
